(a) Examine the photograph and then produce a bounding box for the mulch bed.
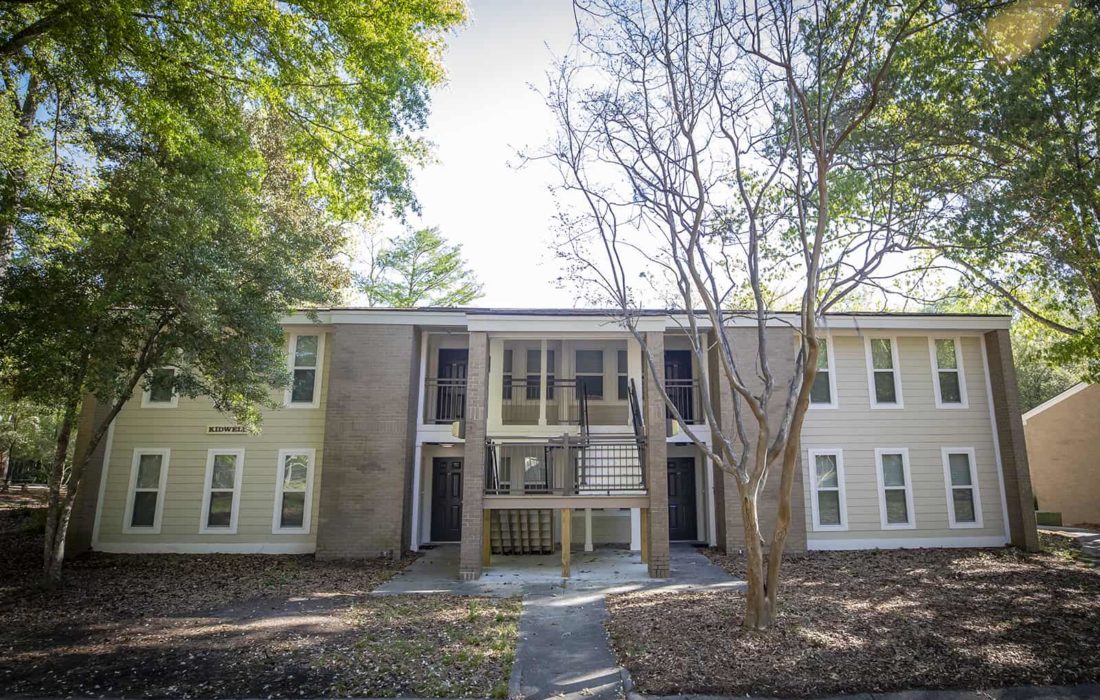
[0,495,520,698]
[606,538,1100,697]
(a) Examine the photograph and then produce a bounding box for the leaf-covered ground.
[0,493,520,698]
[606,540,1100,697]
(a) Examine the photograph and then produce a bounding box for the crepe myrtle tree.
[538,0,975,629]
[0,125,347,585]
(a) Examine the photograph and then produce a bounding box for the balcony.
[499,378,632,426]
[665,378,703,423]
[485,435,646,496]
[424,377,467,424]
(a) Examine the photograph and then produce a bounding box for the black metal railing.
[484,434,646,496]
[665,378,701,423]
[500,378,629,426]
[423,377,467,424]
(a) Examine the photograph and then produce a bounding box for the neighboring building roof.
[1022,383,1092,423]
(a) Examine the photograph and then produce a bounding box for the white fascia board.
[282,309,468,326]
[822,315,1011,331]
[466,315,665,333]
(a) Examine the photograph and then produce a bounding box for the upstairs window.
[142,367,178,408]
[930,338,967,408]
[875,448,915,529]
[809,449,846,530]
[288,334,323,407]
[866,337,903,408]
[617,350,629,400]
[502,349,513,400]
[943,448,982,528]
[526,348,541,400]
[575,350,604,400]
[809,337,837,408]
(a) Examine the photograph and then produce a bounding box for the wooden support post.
[482,510,492,567]
[561,508,572,578]
[640,508,649,563]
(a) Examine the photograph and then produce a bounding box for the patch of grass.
[606,546,1100,697]
[336,595,521,698]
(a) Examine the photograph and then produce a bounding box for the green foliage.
[361,227,483,307]
[0,122,346,428]
[0,398,64,465]
[880,0,1099,380]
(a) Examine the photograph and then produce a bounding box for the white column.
[487,338,504,429]
[410,442,424,551]
[416,332,429,428]
[630,507,641,551]
[584,508,594,552]
[538,339,548,426]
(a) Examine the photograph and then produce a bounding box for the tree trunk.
[41,399,76,587]
[0,447,9,493]
[739,487,775,630]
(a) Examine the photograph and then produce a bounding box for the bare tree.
[537,0,963,629]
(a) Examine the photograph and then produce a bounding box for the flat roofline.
[295,305,1010,319]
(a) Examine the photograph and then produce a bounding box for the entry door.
[436,349,468,422]
[667,457,698,541]
[664,350,694,422]
[431,458,464,542]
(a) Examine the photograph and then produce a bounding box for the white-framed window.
[865,337,904,408]
[929,337,968,408]
[808,449,847,531]
[617,349,629,400]
[874,448,915,529]
[575,349,604,400]
[809,335,838,408]
[273,448,315,534]
[141,367,179,408]
[123,448,170,533]
[502,348,514,400]
[200,449,245,534]
[286,333,324,408]
[942,447,983,528]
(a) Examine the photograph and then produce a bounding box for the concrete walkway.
[635,684,1100,700]
[1041,527,1100,565]
[373,544,740,700]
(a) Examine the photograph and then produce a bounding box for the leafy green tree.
[880,0,1099,380]
[0,122,346,583]
[1,0,466,267]
[362,227,483,307]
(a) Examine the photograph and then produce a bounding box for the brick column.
[984,329,1040,552]
[459,331,490,580]
[643,331,670,577]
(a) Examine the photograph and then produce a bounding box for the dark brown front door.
[431,458,463,542]
[667,457,698,541]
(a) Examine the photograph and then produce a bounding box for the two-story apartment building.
[66,308,1039,580]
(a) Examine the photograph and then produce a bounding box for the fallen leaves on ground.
[606,541,1100,697]
[0,495,520,698]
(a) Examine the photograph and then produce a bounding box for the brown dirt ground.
[606,539,1100,697]
[0,494,519,698]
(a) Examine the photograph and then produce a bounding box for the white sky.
[383,0,581,308]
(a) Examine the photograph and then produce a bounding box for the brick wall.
[65,397,113,556]
[713,326,808,554]
[458,332,489,580]
[316,325,419,559]
[643,331,670,577]
[984,329,1040,551]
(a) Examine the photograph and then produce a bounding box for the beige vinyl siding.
[801,334,1007,547]
[94,329,330,552]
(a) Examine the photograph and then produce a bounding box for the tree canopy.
[360,227,483,307]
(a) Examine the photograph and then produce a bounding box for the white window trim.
[122,448,170,534]
[865,336,904,409]
[808,335,839,409]
[929,337,969,409]
[141,367,179,408]
[808,448,847,531]
[272,448,315,534]
[284,333,325,409]
[874,447,916,529]
[942,447,984,529]
[199,448,246,534]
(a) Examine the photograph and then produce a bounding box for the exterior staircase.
[491,509,553,555]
